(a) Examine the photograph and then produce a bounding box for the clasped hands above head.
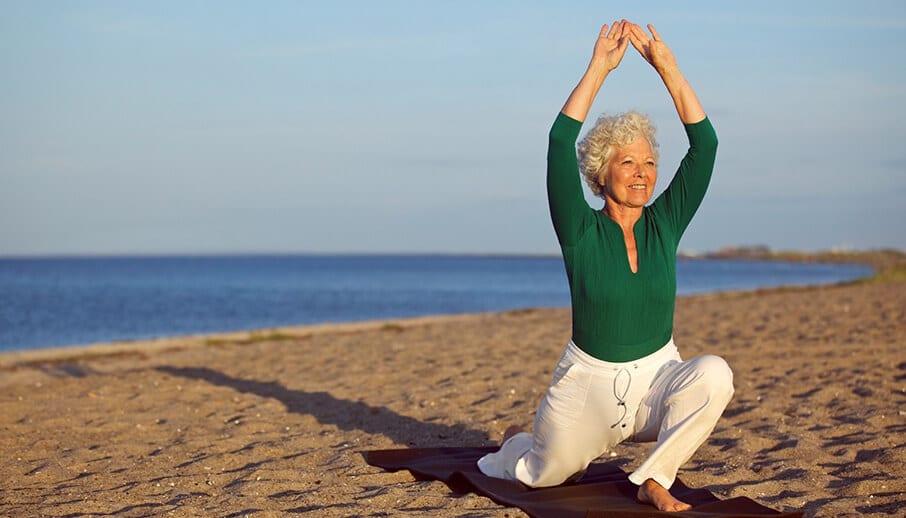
[592,19,678,75]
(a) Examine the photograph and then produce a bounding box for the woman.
[477,21,734,512]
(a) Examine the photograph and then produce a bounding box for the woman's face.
[599,134,658,209]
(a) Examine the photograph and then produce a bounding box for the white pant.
[477,339,734,490]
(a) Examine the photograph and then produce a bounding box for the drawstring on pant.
[610,367,632,429]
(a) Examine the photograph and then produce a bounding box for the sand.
[1,273,904,517]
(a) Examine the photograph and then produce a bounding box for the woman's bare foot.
[502,424,525,444]
[637,478,692,512]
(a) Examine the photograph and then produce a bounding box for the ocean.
[0,255,873,353]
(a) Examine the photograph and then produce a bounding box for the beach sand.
[1,274,904,517]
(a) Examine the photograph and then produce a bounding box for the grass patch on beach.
[7,350,151,371]
[705,247,906,286]
[880,267,906,281]
[381,322,405,332]
[205,330,305,347]
[859,264,906,283]
[834,251,906,285]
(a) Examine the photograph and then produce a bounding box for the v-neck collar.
[599,210,645,276]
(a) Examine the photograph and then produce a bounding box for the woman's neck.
[603,203,643,233]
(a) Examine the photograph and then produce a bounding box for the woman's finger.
[628,24,646,42]
[627,25,650,57]
[627,30,644,50]
[648,24,662,41]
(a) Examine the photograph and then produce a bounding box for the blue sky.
[2,1,905,255]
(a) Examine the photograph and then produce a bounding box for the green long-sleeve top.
[547,112,718,362]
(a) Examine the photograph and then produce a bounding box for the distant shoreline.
[685,247,906,282]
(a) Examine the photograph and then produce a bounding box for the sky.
[2,1,905,256]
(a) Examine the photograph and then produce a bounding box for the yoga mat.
[365,446,803,518]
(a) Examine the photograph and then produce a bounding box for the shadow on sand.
[155,366,490,447]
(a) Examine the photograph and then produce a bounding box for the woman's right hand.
[560,20,630,122]
[591,20,630,72]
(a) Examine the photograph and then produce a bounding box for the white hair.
[577,111,659,197]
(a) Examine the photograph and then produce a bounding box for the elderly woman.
[478,21,734,512]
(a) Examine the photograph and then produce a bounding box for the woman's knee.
[689,355,735,402]
[519,452,590,487]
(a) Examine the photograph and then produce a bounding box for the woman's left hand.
[628,23,678,75]
[628,23,705,123]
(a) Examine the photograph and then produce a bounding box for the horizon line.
[0,245,902,261]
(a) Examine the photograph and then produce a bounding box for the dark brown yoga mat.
[365,446,803,518]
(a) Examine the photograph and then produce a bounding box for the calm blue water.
[0,255,872,353]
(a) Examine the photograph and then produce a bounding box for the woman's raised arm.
[628,23,706,124]
[561,20,630,122]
